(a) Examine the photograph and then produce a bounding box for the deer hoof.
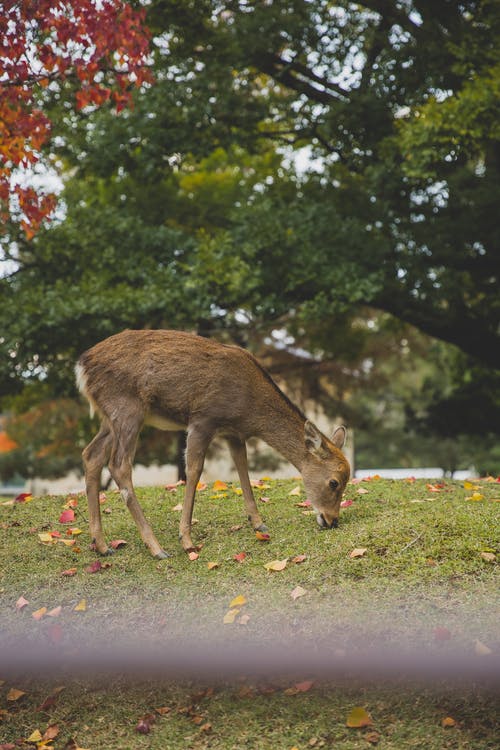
[154,550,170,560]
[101,547,115,556]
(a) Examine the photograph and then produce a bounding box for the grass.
[0,475,499,749]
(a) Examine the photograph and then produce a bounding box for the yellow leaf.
[474,639,492,655]
[466,492,484,501]
[27,729,43,742]
[32,607,47,620]
[264,559,288,572]
[207,561,219,570]
[223,608,240,624]
[288,485,302,496]
[74,599,87,612]
[59,539,76,547]
[229,594,247,608]
[349,548,368,558]
[38,533,53,543]
[233,487,243,495]
[7,687,26,701]
[346,706,373,728]
[213,480,228,490]
[68,528,82,535]
[463,481,477,490]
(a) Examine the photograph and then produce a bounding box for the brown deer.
[76,329,350,558]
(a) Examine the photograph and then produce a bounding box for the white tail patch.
[75,361,97,418]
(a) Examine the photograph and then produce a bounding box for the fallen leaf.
[38,532,54,544]
[59,509,75,524]
[67,528,82,536]
[86,560,103,573]
[230,524,243,532]
[284,680,314,695]
[356,488,369,494]
[27,730,43,742]
[346,706,373,728]
[238,614,251,625]
[474,639,492,655]
[223,608,240,624]
[172,503,183,511]
[135,714,156,734]
[59,539,76,547]
[108,538,127,550]
[463,481,477,490]
[466,492,484,501]
[47,606,62,618]
[64,497,79,508]
[32,607,47,620]
[340,499,353,507]
[441,716,457,728]
[50,530,62,538]
[291,585,307,601]
[199,723,212,733]
[15,492,32,503]
[74,599,87,612]
[188,551,199,561]
[7,688,26,701]
[61,568,77,577]
[207,561,219,570]
[230,594,247,608]
[233,552,246,562]
[364,730,381,744]
[43,725,59,741]
[291,554,307,564]
[155,706,171,716]
[288,485,302,496]
[260,496,270,503]
[480,551,496,562]
[264,559,287,572]
[15,595,29,610]
[213,480,228,490]
[233,487,243,495]
[349,548,368,558]
[196,482,208,491]
[296,500,311,507]
[255,530,270,541]
[433,626,452,642]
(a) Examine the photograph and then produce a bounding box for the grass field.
[0,475,498,749]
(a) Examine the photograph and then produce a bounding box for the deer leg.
[82,420,113,555]
[179,424,212,552]
[227,437,268,533]
[108,415,169,559]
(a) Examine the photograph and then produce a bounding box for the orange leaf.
[291,554,307,564]
[346,706,373,728]
[196,482,208,491]
[61,568,77,577]
[213,480,228,490]
[229,594,247,608]
[255,531,270,541]
[32,607,47,620]
[7,688,26,701]
[441,716,457,728]
[233,552,246,562]
[207,561,219,570]
[188,551,199,561]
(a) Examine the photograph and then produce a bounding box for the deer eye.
[329,479,339,491]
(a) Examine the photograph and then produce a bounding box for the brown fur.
[76,329,350,557]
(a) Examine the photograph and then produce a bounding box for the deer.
[75,329,350,558]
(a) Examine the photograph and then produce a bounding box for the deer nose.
[317,513,339,529]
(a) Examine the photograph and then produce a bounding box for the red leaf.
[110,539,127,549]
[86,560,102,574]
[59,509,75,524]
[61,568,77,577]
[233,552,247,563]
[14,493,32,503]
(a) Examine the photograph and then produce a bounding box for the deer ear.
[304,420,323,455]
[331,425,347,449]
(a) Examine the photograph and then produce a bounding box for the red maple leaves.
[0,0,152,237]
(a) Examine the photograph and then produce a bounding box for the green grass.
[0,476,499,749]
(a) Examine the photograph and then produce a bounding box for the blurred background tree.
[1,0,499,481]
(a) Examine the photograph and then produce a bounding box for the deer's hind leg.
[82,419,113,555]
[107,409,169,559]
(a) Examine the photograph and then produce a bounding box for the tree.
[0,0,151,238]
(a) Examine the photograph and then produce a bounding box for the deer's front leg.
[180,424,212,552]
[227,437,268,533]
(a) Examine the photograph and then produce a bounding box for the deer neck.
[256,400,308,473]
